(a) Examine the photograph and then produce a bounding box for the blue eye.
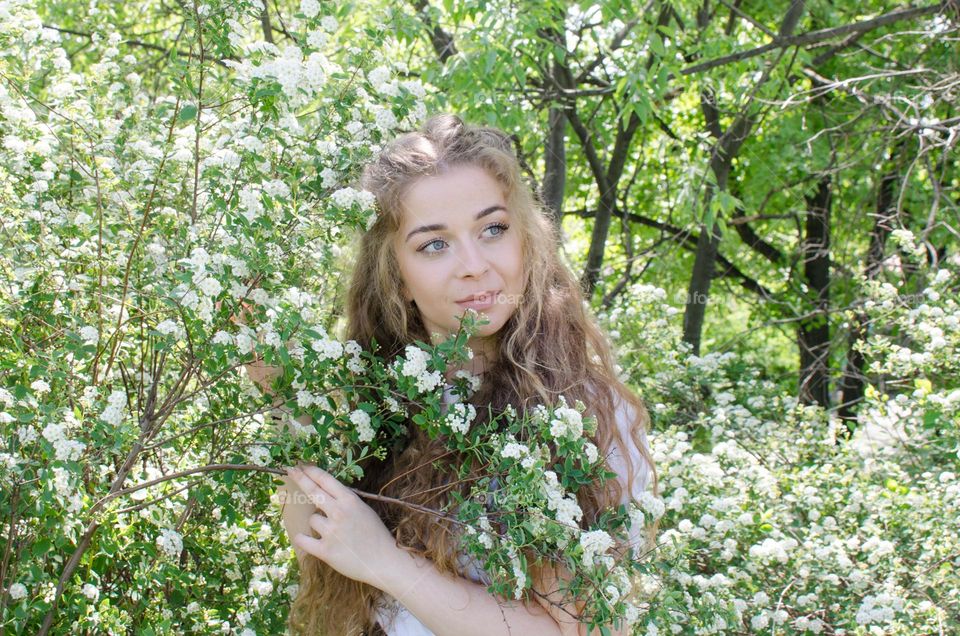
[485,222,508,237]
[416,223,509,255]
[419,238,447,253]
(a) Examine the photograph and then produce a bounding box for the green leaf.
[703,201,716,230]
[178,104,198,123]
[649,32,665,57]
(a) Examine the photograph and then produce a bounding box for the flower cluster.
[597,266,960,634]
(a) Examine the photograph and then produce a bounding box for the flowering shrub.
[1,0,957,634]
[601,253,959,634]
[0,0,430,632]
[256,308,664,631]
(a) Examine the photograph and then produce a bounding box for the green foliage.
[2,0,958,634]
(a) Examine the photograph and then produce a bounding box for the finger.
[292,532,324,558]
[308,513,329,536]
[286,467,331,509]
[297,464,350,500]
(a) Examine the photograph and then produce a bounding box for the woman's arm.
[377,548,564,636]
[286,465,631,636]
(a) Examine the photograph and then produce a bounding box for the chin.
[474,311,511,337]
[447,304,515,338]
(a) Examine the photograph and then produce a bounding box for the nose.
[456,238,490,279]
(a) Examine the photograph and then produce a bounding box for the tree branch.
[680,2,945,76]
[410,0,458,63]
[570,207,775,299]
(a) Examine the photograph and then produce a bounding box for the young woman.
[269,114,656,635]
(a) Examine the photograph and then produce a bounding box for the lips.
[455,291,500,311]
[455,290,499,303]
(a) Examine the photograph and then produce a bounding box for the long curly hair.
[287,113,657,635]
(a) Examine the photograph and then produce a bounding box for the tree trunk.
[542,105,567,233]
[838,158,899,430]
[575,112,641,295]
[798,175,832,408]
[681,0,805,355]
[259,4,274,44]
[541,43,569,233]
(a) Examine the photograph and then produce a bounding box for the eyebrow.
[405,205,508,243]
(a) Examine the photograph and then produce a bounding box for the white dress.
[374,384,653,635]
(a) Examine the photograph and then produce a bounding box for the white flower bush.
[0,0,430,632]
[600,256,960,634]
[1,0,957,633]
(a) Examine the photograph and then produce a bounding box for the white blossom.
[350,409,375,443]
[299,0,320,18]
[445,403,476,435]
[8,583,27,601]
[156,528,183,559]
[579,529,614,568]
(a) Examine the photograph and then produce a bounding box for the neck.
[444,335,497,382]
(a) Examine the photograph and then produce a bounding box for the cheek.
[400,257,446,302]
[500,237,524,289]
[396,255,423,301]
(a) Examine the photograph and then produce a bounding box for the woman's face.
[393,164,524,347]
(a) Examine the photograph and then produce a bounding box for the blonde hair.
[288,114,657,635]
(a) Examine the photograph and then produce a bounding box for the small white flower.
[156,528,183,559]
[638,491,665,520]
[384,397,402,414]
[212,330,233,345]
[445,403,476,435]
[247,445,271,467]
[307,29,328,49]
[156,319,184,339]
[299,0,320,18]
[235,333,255,355]
[30,379,51,395]
[320,15,338,31]
[8,583,27,600]
[197,275,222,297]
[249,578,274,596]
[311,336,344,361]
[583,442,599,464]
[350,409,375,443]
[100,390,127,427]
[501,442,528,460]
[331,187,357,208]
[81,583,99,601]
[579,529,614,568]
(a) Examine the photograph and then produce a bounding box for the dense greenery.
[1,0,957,634]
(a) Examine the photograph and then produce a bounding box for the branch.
[86,463,470,527]
[570,207,775,299]
[574,15,643,84]
[409,0,458,63]
[564,108,612,195]
[680,2,945,76]
[42,24,232,67]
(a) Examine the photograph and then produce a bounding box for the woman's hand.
[285,464,401,589]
